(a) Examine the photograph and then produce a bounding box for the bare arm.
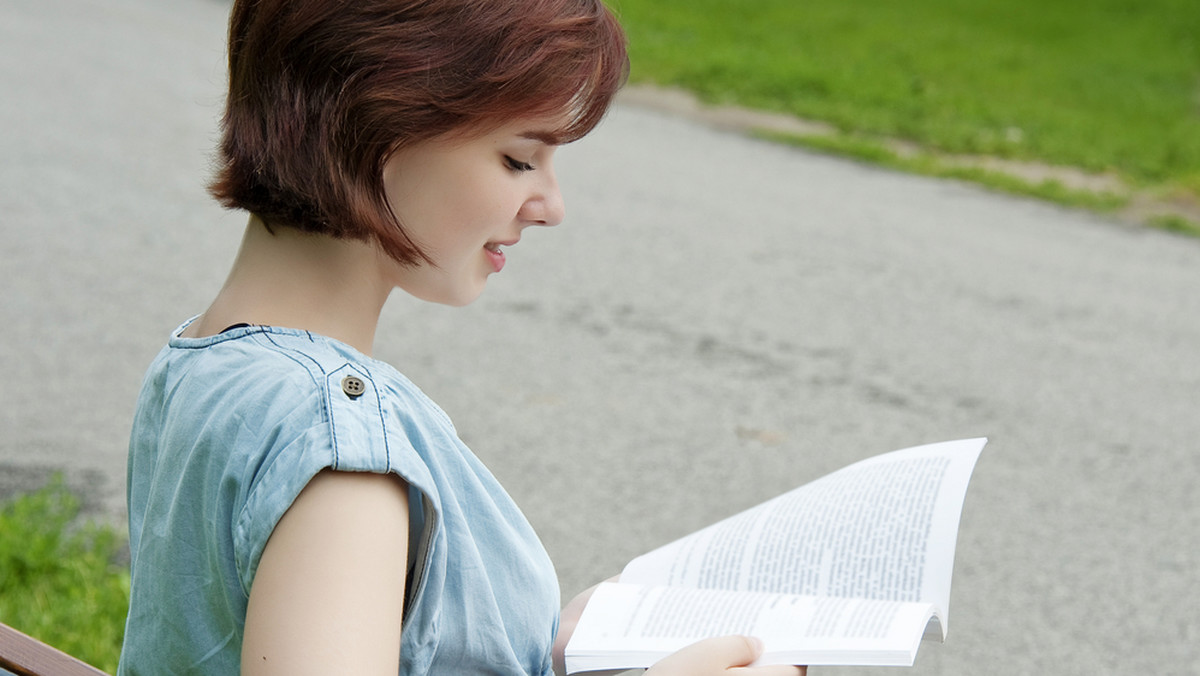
[242,470,410,676]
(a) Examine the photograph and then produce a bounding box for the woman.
[118,1,806,674]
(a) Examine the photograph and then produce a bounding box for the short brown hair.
[209,0,628,264]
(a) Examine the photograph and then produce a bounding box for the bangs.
[467,0,629,145]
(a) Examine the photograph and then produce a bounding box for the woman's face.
[381,115,568,306]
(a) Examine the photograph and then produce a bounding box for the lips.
[484,242,507,272]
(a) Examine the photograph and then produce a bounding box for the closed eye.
[504,155,536,173]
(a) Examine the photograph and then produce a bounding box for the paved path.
[2,0,1198,673]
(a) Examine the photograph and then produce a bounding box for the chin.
[443,295,481,308]
[396,270,488,307]
[410,285,486,307]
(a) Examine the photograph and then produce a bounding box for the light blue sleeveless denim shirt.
[119,321,559,675]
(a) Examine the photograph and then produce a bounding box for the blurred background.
[1,0,1197,673]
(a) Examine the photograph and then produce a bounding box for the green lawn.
[0,480,128,674]
[614,0,1200,196]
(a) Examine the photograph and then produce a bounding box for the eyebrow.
[519,130,565,146]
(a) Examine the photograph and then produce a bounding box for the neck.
[185,216,394,354]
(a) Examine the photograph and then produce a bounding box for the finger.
[729,665,806,676]
[651,635,763,671]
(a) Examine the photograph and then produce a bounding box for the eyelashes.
[504,155,536,173]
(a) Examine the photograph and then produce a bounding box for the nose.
[521,169,565,228]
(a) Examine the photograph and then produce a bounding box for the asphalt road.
[2,0,1198,673]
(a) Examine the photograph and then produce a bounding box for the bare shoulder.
[243,470,410,676]
[286,470,410,530]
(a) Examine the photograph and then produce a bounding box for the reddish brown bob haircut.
[209,0,628,264]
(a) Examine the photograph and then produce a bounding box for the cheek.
[455,187,517,233]
[389,183,467,245]
[389,165,518,247]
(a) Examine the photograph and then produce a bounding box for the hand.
[554,578,618,676]
[645,636,806,676]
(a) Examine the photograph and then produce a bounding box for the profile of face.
[381,114,569,307]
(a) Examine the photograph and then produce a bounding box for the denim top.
[118,321,559,675]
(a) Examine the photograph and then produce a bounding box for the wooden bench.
[0,622,108,676]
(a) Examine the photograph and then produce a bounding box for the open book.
[564,438,986,673]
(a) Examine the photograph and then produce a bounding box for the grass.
[0,478,129,674]
[757,128,1130,211]
[1149,212,1200,236]
[613,0,1200,202]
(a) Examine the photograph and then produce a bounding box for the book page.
[565,582,938,673]
[620,438,985,637]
